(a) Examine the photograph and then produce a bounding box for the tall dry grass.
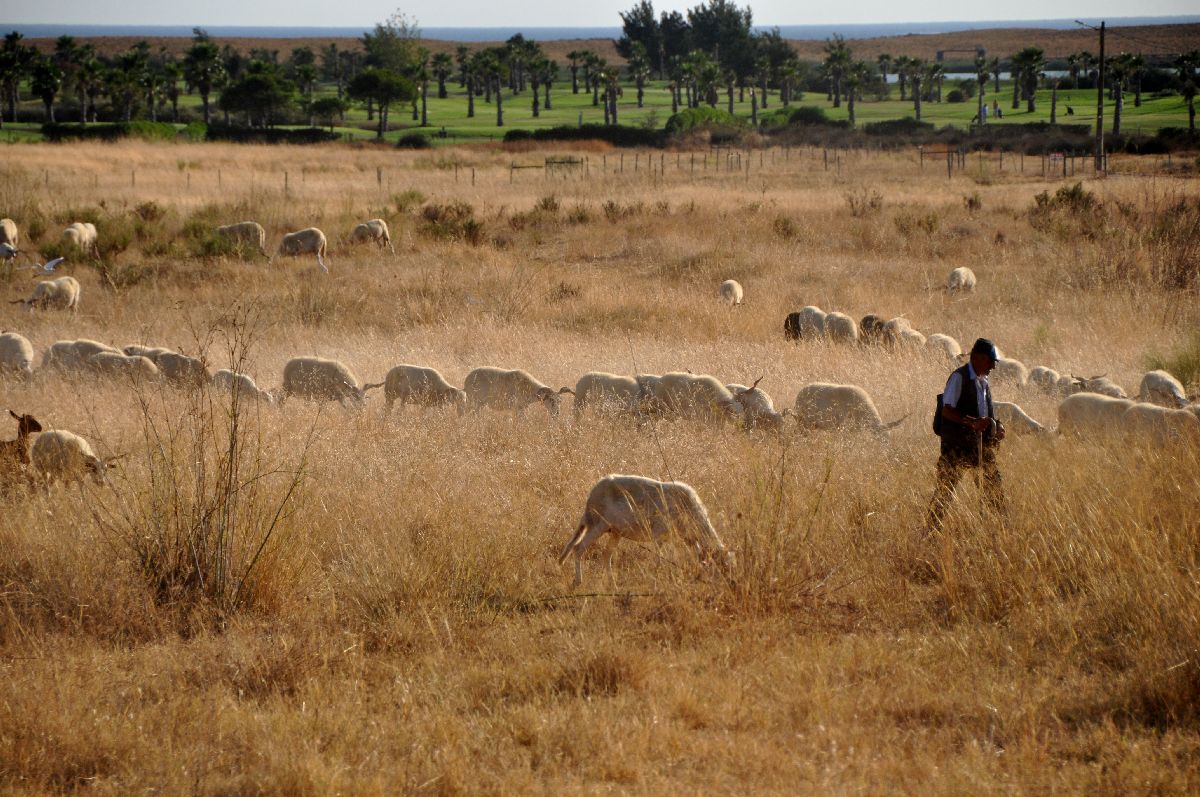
[1,140,1199,794]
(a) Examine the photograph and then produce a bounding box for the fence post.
[284,170,288,192]
[947,152,952,179]
[131,170,136,188]
[823,148,828,170]
[377,166,382,187]
[919,146,924,170]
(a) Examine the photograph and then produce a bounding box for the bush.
[41,122,178,142]
[946,89,966,103]
[182,122,207,141]
[503,124,662,148]
[205,126,339,144]
[664,107,744,135]
[864,118,934,136]
[420,200,484,245]
[396,133,431,149]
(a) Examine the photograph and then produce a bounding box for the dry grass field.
[1,139,1199,794]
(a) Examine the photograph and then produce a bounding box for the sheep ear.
[558,387,575,395]
[748,375,763,391]
[8,409,17,420]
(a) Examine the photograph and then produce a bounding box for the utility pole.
[1094,21,1106,171]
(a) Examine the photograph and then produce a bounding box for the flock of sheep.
[2,215,1198,584]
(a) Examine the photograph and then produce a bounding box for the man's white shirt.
[942,362,990,419]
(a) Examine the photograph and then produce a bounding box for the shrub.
[420,200,484,245]
[845,188,883,217]
[393,189,426,213]
[664,107,744,135]
[502,124,662,148]
[204,126,339,144]
[864,117,934,136]
[182,121,208,141]
[396,133,431,149]
[946,89,966,103]
[1146,331,1200,391]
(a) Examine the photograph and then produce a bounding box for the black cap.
[970,338,999,362]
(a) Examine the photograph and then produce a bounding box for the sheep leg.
[570,522,611,587]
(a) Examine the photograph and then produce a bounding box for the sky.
[3,0,1198,28]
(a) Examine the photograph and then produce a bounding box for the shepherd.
[926,337,1006,532]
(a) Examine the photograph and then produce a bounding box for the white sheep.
[994,401,1050,435]
[881,317,926,348]
[62,222,98,253]
[573,372,642,418]
[0,332,35,380]
[42,339,119,371]
[946,266,977,292]
[1075,375,1127,399]
[784,306,827,340]
[557,474,733,586]
[718,279,743,305]
[1137,370,1190,409]
[216,221,268,255]
[990,357,1029,387]
[464,367,574,417]
[1122,402,1200,446]
[926,333,963,361]
[123,344,172,361]
[824,312,859,344]
[793,383,905,435]
[12,276,80,312]
[727,379,789,430]
[156,351,210,388]
[30,429,120,485]
[281,357,382,407]
[0,218,18,249]
[88,351,161,383]
[636,372,744,423]
[1057,393,1135,437]
[383,364,466,415]
[1028,366,1064,394]
[211,369,276,405]
[274,227,329,273]
[350,219,394,253]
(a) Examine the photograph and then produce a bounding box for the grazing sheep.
[1074,375,1128,399]
[30,429,119,485]
[946,266,977,292]
[793,383,905,435]
[573,372,642,419]
[994,401,1049,435]
[0,332,35,380]
[636,372,744,423]
[0,218,17,249]
[42,339,119,371]
[881,317,926,349]
[1137,370,1190,409]
[211,369,276,405]
[383,364,467,415]
[11,276,80,312]
[1029,366,1065,394]
[824,312,859,344]
[727,378,789,430]
[859,314,887,345]
[464,367,574,417]
[719,279,743,305]
[88,352,161,383]
[557,474,733,586]
[281,357,382,407]
[1122,403,1200,446]
[62,222,98,253]
[123,344,171,361]
[926,333,963,361]
[783,306,827,341]
[0,242,16,261]
[274,227,329,273]
[351,219,394,253]
[991,357,1029,387]
[0,411,42,485]
[1057,393,1135,437]
[216,221,268,255]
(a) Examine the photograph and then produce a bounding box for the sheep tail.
[558,518,589,564]
[882,413,910,431]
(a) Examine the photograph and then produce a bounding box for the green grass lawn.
[4,78,1190,144]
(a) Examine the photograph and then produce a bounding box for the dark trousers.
[925,444,1004,533]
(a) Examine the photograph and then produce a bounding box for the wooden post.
[919,146,924,170]
[947,152,952,179]
[187,171,190,189]
[218,169,222,186]
[455,163,459,182]
[377,166,382,187]
[131,170,136,187]
[284,171,288,191]
[471,167,475,186]
[823,148,828,170]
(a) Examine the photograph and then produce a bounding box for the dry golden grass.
[1,140,1200,794]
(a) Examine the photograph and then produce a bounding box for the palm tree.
[541,59,557,110]
[877,53,892,97]
[1176,51,1199,134]
[823,34,851,107]
[893,55,911,100]
[928,62,945,102]
[454,45,470,87]
[907,58,925,120]
[1010,47,1044,112]
[973,55,990,125]
[30,55,62,123]
[845,61,872,127]
[1126,53,1145,107]
[989,57,1001,94]
[529,56,547,117]
[606,68,620,125]
[627,42,651,108]
[567,50,586,94]
[183,35,224,125]
[0,32,36,126]
[1108,53,1132,135]
[431,52,453,99]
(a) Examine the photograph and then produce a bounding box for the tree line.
[0,2,1196,137]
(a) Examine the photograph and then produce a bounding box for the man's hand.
[968,417,990,433]
[993,419,1006,441]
